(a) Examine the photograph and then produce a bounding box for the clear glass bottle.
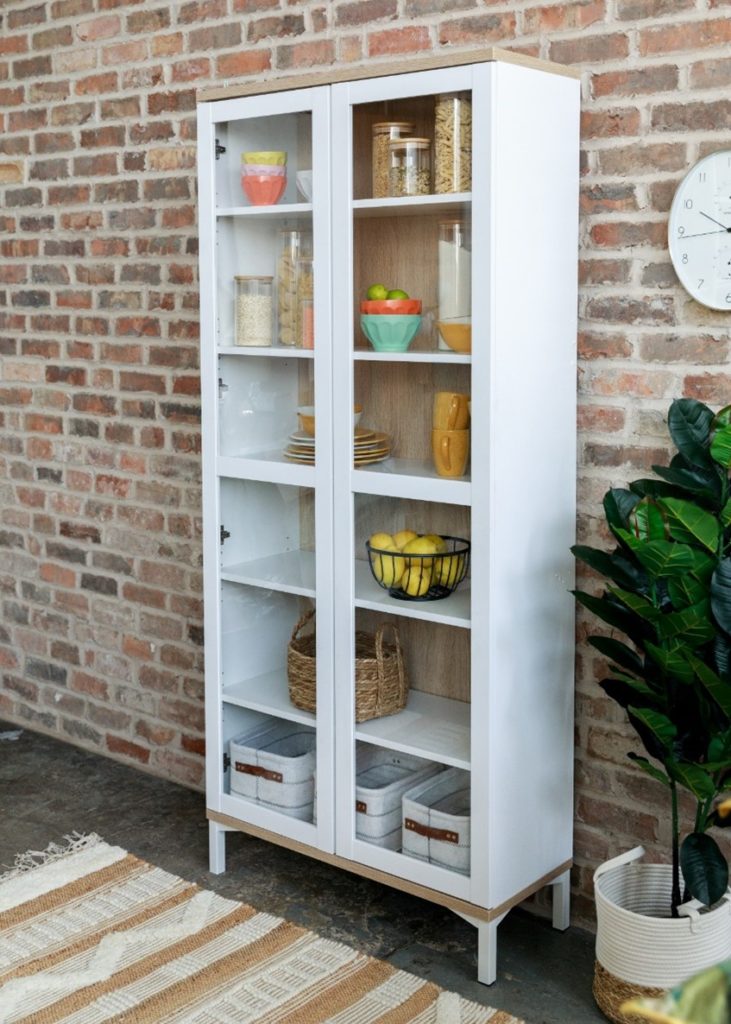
[388,137,431,197]
[371,121,415,198]
[295,257,314,350]
[434,93,472,194]
[437,220,471,350]
[234,275,273,347]
[276,228,312,346]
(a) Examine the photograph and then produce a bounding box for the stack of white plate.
[283,427,391,466]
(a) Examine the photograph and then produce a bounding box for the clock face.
[668,150,731,311]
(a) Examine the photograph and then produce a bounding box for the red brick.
[577,404,625,432]
[524,0,604,33]
[652,100,731,133]
[40,562,76,587]
[171,58,210,82]
[0,36,29,57]
[75,72,118,96]
[590,221,667,248]
[640,17,731,55]
[549,32,629,63]
[581,108,640,139]
[106,733,150,764]
[684,373,731,404]
[76,15,120,41]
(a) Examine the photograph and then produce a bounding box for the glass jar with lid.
[437,220,471,351]
[434,93,472,194]
[389,137,431,197]
[276,228,312,346]
[371,121,415,198]
[294,256,314,350]
[234,275,273,347]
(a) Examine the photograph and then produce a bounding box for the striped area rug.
[0,834,523,1024]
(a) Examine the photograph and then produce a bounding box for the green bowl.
[360,314,422,352]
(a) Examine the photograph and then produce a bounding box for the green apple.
[366,283,389,300]
[386,288,409,300]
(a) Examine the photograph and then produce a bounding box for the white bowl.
[296,170,313,202]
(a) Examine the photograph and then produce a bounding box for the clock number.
[684,198,693,209]
[699,172,707,183]
[698,279,704,288]
[726,293,731,304]
[678,226,685,236]
[682,254,688,264]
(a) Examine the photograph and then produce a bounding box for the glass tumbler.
[388,138,432,197]
[234,275,273,347]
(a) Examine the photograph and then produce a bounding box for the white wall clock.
[668,150,731,311]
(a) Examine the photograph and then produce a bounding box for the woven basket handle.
[375,621,404,690]
[291,607,315,643]
[593,845,644,884]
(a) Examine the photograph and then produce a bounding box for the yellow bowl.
[437,322,472,354]
[242,150,287,166]
[298,404,362,437]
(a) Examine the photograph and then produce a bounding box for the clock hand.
[677,228,727,239]
[700,211,731,232]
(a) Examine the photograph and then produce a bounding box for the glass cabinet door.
[198,87,335,850]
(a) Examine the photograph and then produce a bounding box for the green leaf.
[571,545,647,592]
[681,832,729,907]
[588,635,643,673]
[628,498,667,541]
[711,558,731,636]
[721,499,731,527]
[711,424,731,468]
[715,634,731,678]
[657,498,721,554]
[601,677,661,711]
[655,601,715,644]
[653,464,720,504]
[645,641,695,684]
[573,590,652,645]
[607,586,662,621]
[615,532,700,578]
[603,488,640,531]
[627,753,670,787]
[668,761,716,800]
[668,398,714,468]
[630,478,690,501]
[713,404,731,430]
[668,575,707,610]
[627,705,677,753]
[687,654,731,719]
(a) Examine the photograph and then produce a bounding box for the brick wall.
[0,0,729,923]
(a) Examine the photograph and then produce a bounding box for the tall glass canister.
[371,121,415,198]
[434,93,472,194]
[437,220,471,352]
[276,227,313,346]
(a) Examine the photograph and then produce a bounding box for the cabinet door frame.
[198,85,337,852]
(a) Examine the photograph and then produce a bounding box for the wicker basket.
[288,609,407,723]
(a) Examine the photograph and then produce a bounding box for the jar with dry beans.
[434,92,472,194]
[234,276,273,347]
[388,137,431,197]
[371,121,415,198]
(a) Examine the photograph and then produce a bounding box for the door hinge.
[223,752,231,772]
[215,138,226,160]
[218,377,229,399]
[220,524,230,545]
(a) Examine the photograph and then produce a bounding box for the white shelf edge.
[218,454,315,485]
[351,462,471,505]
[222,670,316,727]
[221,549,316,598]
[353,349,471,364]
[355,690,471,771]
[352,194,472,218]
[354,560,470,628]
[218,345,315,359]
[217,203,313,217]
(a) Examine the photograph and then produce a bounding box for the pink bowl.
[242,164,287,176]
[360,298,422,315]
[242,175,287,206]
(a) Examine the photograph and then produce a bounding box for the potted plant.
[573,398,731,1023]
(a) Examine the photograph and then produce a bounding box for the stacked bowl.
[241,151,287,206]
[360,298,422,353]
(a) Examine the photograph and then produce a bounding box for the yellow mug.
[432,428,469,478]
[433,391,470,431]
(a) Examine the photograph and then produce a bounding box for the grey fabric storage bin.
[229,720,316,820]
[402,767,470,875]
[355,744,443,847]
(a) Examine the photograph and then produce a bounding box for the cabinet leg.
[208,821,228,874]
[456,910,507,986]
[551,869,571,932]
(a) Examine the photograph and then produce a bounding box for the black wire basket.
[365,535,470,601]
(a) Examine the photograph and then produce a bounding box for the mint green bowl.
[360,314,422,352]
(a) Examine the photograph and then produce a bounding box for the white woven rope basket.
[594,846,731,989]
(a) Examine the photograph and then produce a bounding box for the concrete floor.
[0,723,604,1024]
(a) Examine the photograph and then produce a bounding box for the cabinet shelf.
[353,349,470,365]
[221,550,316,597]
[217,203,313,218]
[352,459,471,505]
[352,194,471,219]
[218,454,315,487]
[354,560,470,628]
[355,690,470,770]
[223,670,315,727]
[219,345,315,359]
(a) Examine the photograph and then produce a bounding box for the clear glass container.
[389,137,431,197]
[295,257,314,350]
[299,298,314,349]
[276,228,312,346]
[437,220,471,350]
[371,121,415,198]
[434,93,472,194]
[234,275,273,347]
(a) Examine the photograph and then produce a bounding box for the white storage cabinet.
[197,47,580,984]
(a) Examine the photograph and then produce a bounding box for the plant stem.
[671,780,681,917]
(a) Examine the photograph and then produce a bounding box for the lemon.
[392,529,418,550]
[400,564,431,597]
[366,284,389,300]
[371,543,405,587]
[368,531,395,550]
[422,533,447,553]
[436,553,465,588]
[402,536,438,557]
